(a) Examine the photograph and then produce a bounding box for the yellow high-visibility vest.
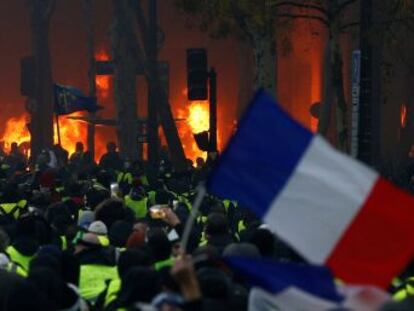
[6,246,33,272]
[79,264,118,302]
[0,200,27,219]
[394,277,414,301]
[117,172,133,185]
[124,196,148,218]
[104,278,121,307]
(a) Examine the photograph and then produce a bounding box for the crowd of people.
[0,141,413,311]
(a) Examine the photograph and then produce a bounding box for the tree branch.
[276,13,329,26]
[274,1,327,15]
[340,21,359,31]
[229,0,256,43]
[341,16,414,31]
[44,0,56,19]
[336,0,358,14]
[134,0,149,50]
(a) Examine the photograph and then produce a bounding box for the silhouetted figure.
[99,142,122,171]
[4,142,26,173]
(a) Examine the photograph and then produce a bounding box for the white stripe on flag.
[264,135,378,263]
[248,287,338,311]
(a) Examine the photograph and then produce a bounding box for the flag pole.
[181,184,207,251]
[55,113,62,146]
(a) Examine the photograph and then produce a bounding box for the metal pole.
[55,114,62,146]
[357,0,374,165]
[209,68,217,152]
[148,0,160,175]
[83,0,96,159]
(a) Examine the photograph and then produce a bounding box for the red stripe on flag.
[326,177,414,288]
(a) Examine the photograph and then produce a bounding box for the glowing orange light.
[401,104,407,128]
[0,112,108,162]
[95,49,111,99]
[1,114,30,153]
[188,101,209,134]
[54,113,87,155]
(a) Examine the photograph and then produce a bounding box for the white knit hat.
[88,221,108,235]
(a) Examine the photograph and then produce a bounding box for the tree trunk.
[236,37,255,118]
[27,0,55,161]
[111,0,139,161]
[252,32,277,95]
[154,77,188,172]
[83,0,97,159]
[128,4,188,172]
[147,0,160,173]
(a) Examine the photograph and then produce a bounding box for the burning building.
[0,1,329,164]
[0,0,393,171]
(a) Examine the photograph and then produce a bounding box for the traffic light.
[186,48,208,100]
[193,131,210,152]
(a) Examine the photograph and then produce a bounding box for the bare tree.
[111,0,140,161]
[82,0,97,159]
[26,0,56,160]
[133,0,188,171]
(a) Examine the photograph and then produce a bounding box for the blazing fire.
[175,95,217,161]
[54,113,88,155]
[0,113,93,157]
[188,101,209,134]
[1,115,30,153]
[95,49,111,99]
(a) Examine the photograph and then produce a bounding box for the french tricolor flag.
[207,91,414,288]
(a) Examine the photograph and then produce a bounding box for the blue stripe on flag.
[207,90,312,217]
[225,256,343,303]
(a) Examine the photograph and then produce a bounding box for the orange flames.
[0,113,92,158]
[54,113,88,155]
[95,48,111,99]
[188,101,209,134]
[401,104,407,128]
[1,115,31,154]
[175,96,212,161]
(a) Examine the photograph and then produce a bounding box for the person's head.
[117,267,161,305]
[85,185,110,210]
[155,189,175,205]
[109,220,133,248]
[248,228,275,257]
[4,277,49,311]
[74,232,101,254]
[124,160,131,169]
[197,267,232,300]
[29,252,62,276]
[96,169,112,189]
[205,213,229,237]
[223,243,261,258]
[196,157,205,168]
[126,221,148,248]
[10,142,18,153]
[94,198,134,229]
[75,142,84,153]
[147,228,172,262]
[107,142,117,153]
[118,248,153,278]
[28,267,67,310]
[83,150,93,162]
